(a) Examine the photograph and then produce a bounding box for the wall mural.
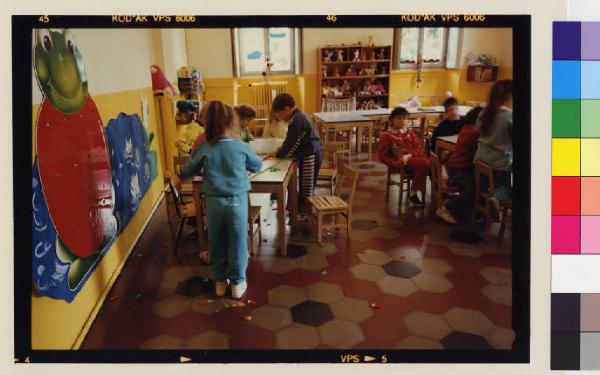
[32,29,157,302]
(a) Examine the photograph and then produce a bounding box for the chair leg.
[498,207,508,244]
[248,224,254,256]
[317,212,323,246]
[174,218,186,255]
[346,211,352,240]
[258,214,263,244]
[330,177,335,195]
[308,208,314,234]
[386,172,391,202]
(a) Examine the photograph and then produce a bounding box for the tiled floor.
[82,154,514,351]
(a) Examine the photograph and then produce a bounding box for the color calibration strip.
[551,21,600,371]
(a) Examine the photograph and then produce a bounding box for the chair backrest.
[474,160,495,199]
[429,152,442,209]
[165,176,184,219]
[321,97,357,112]
[173,156,191,177]
[336,165,359,210]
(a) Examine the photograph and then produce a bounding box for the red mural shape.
[36,96,114,258]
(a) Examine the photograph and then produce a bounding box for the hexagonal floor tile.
[268,285,307,307]
[305,242,338,256]
[260,257,297,274]
[350,263,387,281]
[190,298,225,314]
[304,282,344,303]
[291,300,334,326]
[152,294,191,318]
[383,260,421,278]
[376,276,418,297]
[441,331,493,349]
[415,258,454,275]
[358,249,392,266]
[447,243,484,258]
[140,335,184,349]
[162,266,195,283]
[296,254,328,272]
[319,319,365,348]
[286,243,308,258]
[251,304,293,331]
[275,323,320,349]
[402,311,453,340]
[443,307,495,335]
[184,330,230,349]
[387,246,423,262]
[479,267,512,285]
[352,219,378,231]
[395,336,444,349]
[481,284,512,306]
[485,327,516,349]
[411,272,453,293]
[175,276,212,297]
[330,297,373,322]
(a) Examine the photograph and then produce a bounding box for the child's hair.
[198,103,209,126]
[463,106,484,125]
[389,106,409,120]
[443,96,459,109]
[480,79,513,137]
[272,93,296,112]
[205,100,235,144]
[234,104,257,120]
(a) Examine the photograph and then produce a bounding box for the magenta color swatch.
[552,216,581,254]
[582,23,600,60]
[581,216,600,254]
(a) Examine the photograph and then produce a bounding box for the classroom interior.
[31,26,515,351]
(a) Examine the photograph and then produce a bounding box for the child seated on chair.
[270,93,323,220]
[436,106,484,224]
[377,107,430,206]
[474,79,513,222]
[234,104,256,143]
[430,96,464,153]
[175,104,207,155]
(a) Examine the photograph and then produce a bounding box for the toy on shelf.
[380,65,387,75]
[336,49,345,62]
[333,67,341,77]
[368,50,377,61]
[352,49,361,62]
[377,48,386,60]
[346,65,356,76]
[341,80,353,97]
[177,66,204,100]
[321,65,328,78]
[372,79,386,95]
[324,49,333,63]
[364,63,377,76]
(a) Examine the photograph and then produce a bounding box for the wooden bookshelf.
[316,45,393,111]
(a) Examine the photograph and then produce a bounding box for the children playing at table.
[377,107,430,206]
[234,104,256,143]
[430,96,463,153]
[474,79,513,221]
[435,106,484,224]
[263,111,290,139]
[271,93,323,219]
[181,100,262,299]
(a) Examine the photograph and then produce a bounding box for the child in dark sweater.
[271,93,323,218]
[431,97,464,153]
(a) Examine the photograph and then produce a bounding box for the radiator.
[249,81,289,124]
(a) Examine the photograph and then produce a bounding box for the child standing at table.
[474,79,513,221]
[271,93,323,219]
[377,107,430,206]
[182,100,262,299]
[234,104,256,143]
[430,96,463,153]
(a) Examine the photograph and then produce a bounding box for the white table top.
[313,112,372,123]
[192,158,293,184]
[314,105,472,122]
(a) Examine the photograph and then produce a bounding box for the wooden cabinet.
[316,45,392,111]
[466,65,498,82]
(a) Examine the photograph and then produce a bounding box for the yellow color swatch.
[552,139,581,176]
[582,139,600,176]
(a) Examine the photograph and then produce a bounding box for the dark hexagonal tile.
[440,331,493,350]
[175,276,212,297]
[286,243,308,258]
[291,300,334,327]
[351,219,378,231]
[358,163,376,170]
[382,260,422,278]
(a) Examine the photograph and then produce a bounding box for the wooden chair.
[317,143,349,195]
[472,160,511,241]
[173,156,193,202]
[429,153,444,211]
[385,166,424,208]
[308,165,359,246]
[361,118,387,149]
[248,195,262,256]
[498,198,512,244]
[166,176,198,254]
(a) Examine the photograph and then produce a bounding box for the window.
[233,28,301,77]
[394,28,461,69]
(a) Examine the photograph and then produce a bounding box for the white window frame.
[232,28,301,77]
[394,27,458,70]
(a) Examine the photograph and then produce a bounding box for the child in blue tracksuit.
[182,100,262,299]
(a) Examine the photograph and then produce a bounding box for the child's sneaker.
[409,193,424,206]
[487,197,501,222]
[231,281,247,299]
[215,280,229,297]
[436,207,458,224]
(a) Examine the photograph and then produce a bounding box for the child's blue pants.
[205,193,248,284]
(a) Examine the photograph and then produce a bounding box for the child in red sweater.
[436,106,484,223]
[377,107,429,206]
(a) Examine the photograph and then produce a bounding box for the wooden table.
[356,106,472,129]
[192,158,298,257]
[313,112,374,160]
[435,134,459,154]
